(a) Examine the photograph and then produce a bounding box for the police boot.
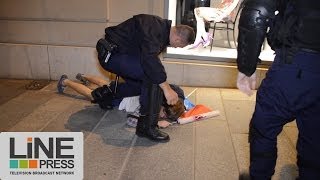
[136,84,170,142]
[136,115,170,142]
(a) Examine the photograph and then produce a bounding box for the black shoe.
[75,73,89,85]
[57,74,68,93]
[136,127,170,142]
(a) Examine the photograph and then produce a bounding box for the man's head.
[169,25,195,48]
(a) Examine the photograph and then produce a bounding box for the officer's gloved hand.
[236,71,256,96]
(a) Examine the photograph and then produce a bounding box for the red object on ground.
[178,105,220,124]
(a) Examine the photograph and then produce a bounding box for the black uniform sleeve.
[140,36,167,84]
[237,0,276,76]
[135,15,168,84]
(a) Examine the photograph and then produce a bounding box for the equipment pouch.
[96,38,118,63]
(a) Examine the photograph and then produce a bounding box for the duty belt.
[96,38,118,64]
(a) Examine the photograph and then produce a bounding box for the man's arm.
[159,81,178,105]
[139,48,178,105]
[236,0,276,95]
[139,39,179,105]
[237,0,276,76]
[136,15,178,104]
[140,42,167,84]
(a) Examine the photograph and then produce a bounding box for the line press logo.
[0,132,83,180]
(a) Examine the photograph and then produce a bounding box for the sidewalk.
[0,79,298,180]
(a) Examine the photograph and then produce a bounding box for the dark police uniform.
[237,0,320,179]
[98,14,172,142]
[100,14,170,113]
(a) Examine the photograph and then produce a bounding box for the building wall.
[0,0,266,87]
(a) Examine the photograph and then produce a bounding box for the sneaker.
[76,73,89,85]
[57,74,68,93]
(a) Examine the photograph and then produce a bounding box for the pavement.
[0,79,299,180]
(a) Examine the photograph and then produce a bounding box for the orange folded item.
[178,104,220,124]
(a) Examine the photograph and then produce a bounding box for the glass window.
[164,0,275,63]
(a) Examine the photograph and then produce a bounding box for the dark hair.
[163,98,185,122]
[175,25,195,46]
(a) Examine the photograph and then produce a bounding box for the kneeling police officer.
[94,14,195,142]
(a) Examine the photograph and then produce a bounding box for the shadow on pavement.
[65,106,159,147]
[56,92,88,101]
[238,164,298,180]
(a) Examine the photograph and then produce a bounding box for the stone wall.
[0,0,163,80]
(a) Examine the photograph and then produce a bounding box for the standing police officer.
[96,14,195,142]
[236,0,320,179]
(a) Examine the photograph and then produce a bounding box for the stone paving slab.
[220,88,257,101]
[283,126,298,148]
[0,79,31,105]
[223,100,255,133]
[231,132,298,180]
[83,110,136,180]
[230,134,250,175]
[42,81,60,92]
[42,97,104,139]
[93,109,135,142]
[181,86,197,97]
[275,132,298,180]
[0,90,55,131]
[84,133,135,180]
[119,124,195,180]
[194,120,239,180]
[9,95,75,131]
[196,88,226,121]
[64,105,107,135]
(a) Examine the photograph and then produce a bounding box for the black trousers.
[249,50,320,180]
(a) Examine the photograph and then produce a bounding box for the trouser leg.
[248,58,295,179]
[100,53,169,142]
[108,79,141,107]
[136,83,169,142]
[249,50,320,179]
[249,103,289,180]
[109,78,141,99]
[296,112,320,180]
[293,54,320,180]
[100,53,144,107]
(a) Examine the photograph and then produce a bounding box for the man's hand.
[159,81,178,105]
[236,71,256,96]
[158,120,172,128]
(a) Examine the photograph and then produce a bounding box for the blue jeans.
[249,50,320,180]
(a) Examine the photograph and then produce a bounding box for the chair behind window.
[209,0,245,51]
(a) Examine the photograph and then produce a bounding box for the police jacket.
[105,14,171,84]
[294,0,320,52]
[237,0,320,76]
